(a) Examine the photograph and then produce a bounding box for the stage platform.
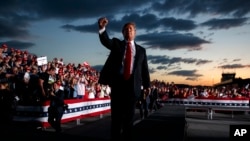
[132,105,186,141]
[5,104,247,141]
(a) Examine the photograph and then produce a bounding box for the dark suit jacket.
[98,30,150,99]
[49,89,65,108]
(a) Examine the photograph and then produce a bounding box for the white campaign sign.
[37,56,48,66]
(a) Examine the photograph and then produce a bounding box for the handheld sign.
[37,56,48,66]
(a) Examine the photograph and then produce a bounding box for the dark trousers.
[110,76,136,141]
[149,98,158,112]
[48,106,64,132]
[139,100,149,119]
[0,109,14,127]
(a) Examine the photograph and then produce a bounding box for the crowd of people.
[0,43,249,107]
[0,43,113,130]
[0,43,112,107]
[0,42,249,133]
[149,80,250,101]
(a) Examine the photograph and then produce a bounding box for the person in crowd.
[0,80,18,127]
[87,81,96,99]
[57,69,71,99]
[98,17,150,141]
[47,81,65,133]
[1,44,9,58]
[168,81,177,98]
[76,73,87,99]
[5,66,19,90]
[38,66,57,102]
[5,66,24,104]
[1,57,11,72]
[200,88,209,98]
[76,82,84,99]
[28,65,40,105]
[149,84,159,112]
[69,76,78,99]
[7,55,15,68]
[19,65,31,105]
[103,84,111,98]
[95,83,102,98]
[138,86,150,119]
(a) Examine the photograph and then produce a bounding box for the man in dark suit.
[138,87,151,119]
[98,17,150,141]
[47,81,65,133]
[149,84,159,112]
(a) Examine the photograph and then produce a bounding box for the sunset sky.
[1,0,250,86]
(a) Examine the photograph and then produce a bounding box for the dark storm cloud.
[152,0,250,18]
[200,18,248,30]
[148,55,210,80]
[149,68,156,74]
[196,59,213,65]
[61,15,124,33]
[168,69,202,77]
[137,32,210,50]
[0,0,151,42]
[209,0,250,17]
[120,14,197,31]
[0,0,249,51]
[156,66,168,70]
[218,64,250,69]
[233,59,241,62]
[0,40,35,49]
[0,11,34,39]
[1,0,249,38]
[61,13,197,34]
[159,17,197,31]
[0,0,151,20]
[168,70,203,81]
[147,55,212,67]
[120,14,159,31]
[61,24,97,33]
[61,13,205,50]
[0,19,30,39]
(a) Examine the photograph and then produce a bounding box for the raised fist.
[98,17,108,29]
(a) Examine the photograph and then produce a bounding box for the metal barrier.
[161,98,250,120]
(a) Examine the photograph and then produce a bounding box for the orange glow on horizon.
[150,68,250,86]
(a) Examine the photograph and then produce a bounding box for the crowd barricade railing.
[13,98,111,128]
[160,97,250,120]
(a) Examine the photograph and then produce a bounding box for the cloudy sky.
[1,0,250,86]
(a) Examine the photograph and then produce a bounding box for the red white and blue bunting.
[13,97,249,127]
[14,98,111,127]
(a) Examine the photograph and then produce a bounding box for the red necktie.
[124,42,132,80]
